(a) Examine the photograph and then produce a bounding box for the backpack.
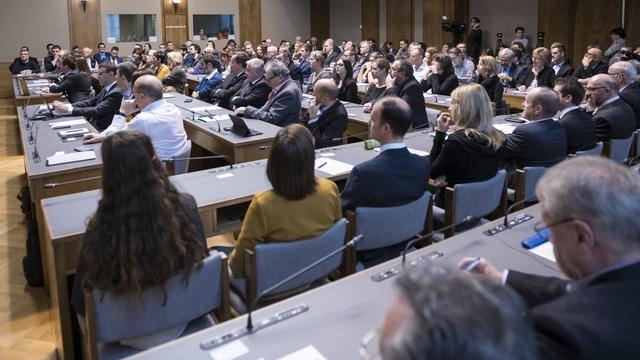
[17,186,44,287]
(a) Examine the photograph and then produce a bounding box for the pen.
[316,162,327,169]
[464,257,481,271]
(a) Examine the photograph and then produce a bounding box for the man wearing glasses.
[585,74,635,141]
[462,156,640,359]
[608,61,640,129]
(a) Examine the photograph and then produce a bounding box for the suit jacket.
[572,61,608,79]
[324,47,342,67]
[244,78,302,126]
[478,75,504,104]
[212,71,247,109]
[504,118,567,169]
[194,71,223,103]
[9,57,41,74]
[383,77,427,129]
[71,84,123,131]
[516,66,556,88]
[554,61,574,78]
[338,78,359,103]
[231,76,271,109]
[287,63,304,90]
[341,147,430,212]
[183,53,199,69]
[421,71,459,95]
[162,67,187,94]
[352,53,369,80]
[619,81,640,129]
[93,52,109,64]
[507,261,640,360]
[48,69,92,103]
[558,108,597,154]
[108,56,124,65]
[592,98,636,141]
[306,101,348,149]
[502,63,524,87]
[44,54,56,72]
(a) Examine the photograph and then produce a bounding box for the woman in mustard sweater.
[229,124,342,277]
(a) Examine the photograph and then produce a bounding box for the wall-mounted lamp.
[171,0,182,13]
[81,0,88,12]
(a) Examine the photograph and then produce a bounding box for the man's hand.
[119,99,137,115]
[457,257,503,283]
[235,107,246,116]
[363,102,373,113]
[83,132,106,144]
[41,86,50,94]
[191,91,199,99]
[52,101,69,113]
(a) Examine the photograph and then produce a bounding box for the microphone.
[199,234,363,350]
[32,124,41,163]
[204,109,222,133]
[503,195,538,227]
[482,195,538,236]
[401,215,474,266]
[43,175,102,189]
[39,93,56,119]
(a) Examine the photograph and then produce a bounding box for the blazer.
[506,261,640,360]
[193,71,223,103]
[93,52,109,64]
[421,72,459,96]
[324,48,342,67]
[554,61,574,78]
[502,63,524,87]
[244,78,302,126]
[558,108,597,154]
[592,98,636,141]
[212,71,247,109]
[516,66,556,88]
[108,56,124,65]
[478,75,504,104]
[9,57,41,74]
[619,81,640,129]
[71,84,123,131]
[231,76,271,109]
[572,61,608,80]
[306,101,348,149]
[287,63,304,90]
[382,77,427,129]
[341,147,430,212]
[299,57,312,82]
[48,69,92,103]
[338,78,358,103]
[504,118,567,169]
[162,67,187,94]
[44,54,56,72]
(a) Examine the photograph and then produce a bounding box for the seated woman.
[229,124,342,278]
[421,53,459,95]
[71,131,207,349]
[306,50,333,94]
[334,59,359,103]
[475,55,505,113]
[429,84,505,199]
[362,58,391,106]
[515,47,556,91]
[162,51,187,94]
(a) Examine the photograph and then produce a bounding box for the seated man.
[449,47,475,84]
[378,264,536,360]
[190,54,222,103]
[44,44,61,72]
[465,156,640,359]
[230,58,271,109]
[277,50,303,90]
[42,55,92,103]
[93,42,109,64]
[211,52,248,109]
[9,47,41,75]
[83,75,190,161]
[323,38,342,67]
[109,46,124,65]
[235,60,302,126]
[587,74,635,141]
[551,43,573,78]
[52,62,123,131]
[553,77,597,154]
[504,87,567,169]
[497,48,524,88]
[381,59,428,129]
[609,61,640,129]
[305,79,348,149]
[573,46,608,84]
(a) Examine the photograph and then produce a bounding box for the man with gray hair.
[504,86,567,169]
[231,58,270,109]
[323,38,342,67]
[608,61,640,128]
[236,60,302,126]
[463,156,640,359]
[374,264,537,360]
[306,79,348,148]
[586,74,635,141]
[497,47,523,87]
[352,40,372,79]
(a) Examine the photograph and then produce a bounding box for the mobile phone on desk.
[74,145,93,152]
[184,98,193,103]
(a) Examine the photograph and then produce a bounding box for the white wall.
[261,0,310,42]
[330,0,362,42]
[0,0,70,61]
[470,0,539,51]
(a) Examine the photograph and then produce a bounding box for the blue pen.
[464,257,481,271]
[317,162,327,169]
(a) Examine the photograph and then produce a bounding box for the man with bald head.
[505,86,567,169]
[609,61,640,128]
[587,74,635,141]
[305,79,348,148]
[573,46,608,84]
[82,75,189,161]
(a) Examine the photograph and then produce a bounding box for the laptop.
[227,114,263,137]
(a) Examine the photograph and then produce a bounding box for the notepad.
[277,345,327,360]
[46,151,96,166]
[198,114,231,123]
[529,242,556,263]
[49,118,88,129]
[190,105,222,112]
[208,340,248,360]
[162,93,176,98]
[494,123,517,134]
[314,158,353,175]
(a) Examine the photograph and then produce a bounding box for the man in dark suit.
[277,50,303,90]
[586,74,635,141]
[44,44,60,72]
[609,61,640,128]
[9,47,41,75]
[305,79,348,149]
[42,55,92,103]
[108,46,124,65]
[551,43,573,78]
[236,60,302,126]
[93,42,109,64]
[190,54,222,103]
[497,48,523,87]
[504,87,567,169]
[230,58,270,109]
[323,38,342,67]
[573,47,608,85]
[341,96,430,212]
[381,59,427,129]
[554,77,597,154]
[211,52,248,109]
[52,62,123,131]
[463,156,640,360]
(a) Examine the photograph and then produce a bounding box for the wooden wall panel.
[67,0,101,49]
[310,0,330,40]
[162,0,188,45]
[573,0,623,61]
[538,0,575,59]
[239,0,261,47]
[361,0,380,42]
[387,0,413,46]
[625,0,640,50]
[0,63,14,100]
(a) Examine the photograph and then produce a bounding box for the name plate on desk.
[50,118,88,130]
[46,151,96,166]
[190,105,223,113]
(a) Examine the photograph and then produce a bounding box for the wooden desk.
[503,89,526,112]
[13,77,61,106]
[301,96,371,140]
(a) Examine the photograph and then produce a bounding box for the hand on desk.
[41,86,50,94]
[458,257,502,283]
[363,102,373,113]
[52,101,70,113]
[235,107,246,116]
[83,132,106,144]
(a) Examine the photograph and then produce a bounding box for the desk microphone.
[401,216,474,266]
[503,195,537,227]
[164,154,234,170]
[39,93,56,119]
[32,124,41,163]
[204,109,222,133]
[482,195,537,236]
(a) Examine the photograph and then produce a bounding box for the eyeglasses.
[533,217,575,239]
[585,86,607,92]
[359,329,381,360]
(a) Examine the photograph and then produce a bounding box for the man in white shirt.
[409,47,427,82]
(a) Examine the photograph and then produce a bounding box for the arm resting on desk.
[506,270,569,308]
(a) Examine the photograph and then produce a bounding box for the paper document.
[314,158,353,176]
[529,241,556,263]
[277,345,327,360]
[198,114,231,123]
[162,93,176,98]
[49,118,88,129]
[190,105,223,113]
[408,148,429,156]
[46,151,96,166]
[494,123,517,135]
[208,340,249,360]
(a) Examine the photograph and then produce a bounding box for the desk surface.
[128,204,561,359]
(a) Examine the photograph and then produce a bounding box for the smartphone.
[184,98,193,103]
[74,145,93,152]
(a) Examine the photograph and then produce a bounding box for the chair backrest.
[251,218,348,297]
[608,135,634,163]
[574,142,603,157]
[172,140,192,175]
[450,170,507,223]
[425,108,440,128]
[632,130,639,159]
[85,252,226,343]
[355,191,430,251]
[515,166,547,202]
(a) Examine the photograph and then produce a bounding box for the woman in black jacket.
[515,47,556,91]
[334,59,359,103]
[420,54,459,95]
[475,55,505,113]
